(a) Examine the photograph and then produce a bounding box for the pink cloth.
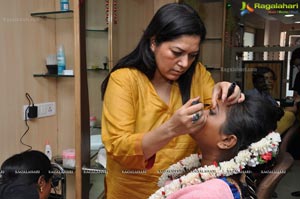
[167,178,234,199]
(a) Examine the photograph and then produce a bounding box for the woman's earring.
[150,43,155,51]
[40,187,43,193]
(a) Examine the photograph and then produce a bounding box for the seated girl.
[149,94,284,199]
[0,150,53,199]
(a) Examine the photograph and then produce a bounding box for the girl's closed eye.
[209,109,216,115]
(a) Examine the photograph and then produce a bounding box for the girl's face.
[39,177,52,199]
[190,100,228,150]
[151,35,200,81]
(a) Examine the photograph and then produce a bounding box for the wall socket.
[23,102,56,120]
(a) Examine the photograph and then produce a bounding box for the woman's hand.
[142,97,207,160]
[166,97,207,137]
[211,82,245,108]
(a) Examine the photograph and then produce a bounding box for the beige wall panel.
[0,0,59,161]
[111,0,155,67]
[198,2,223,39]
[0,1,76,198]
[154,0,178,12]
[200,41,222,68]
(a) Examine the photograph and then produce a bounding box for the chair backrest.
[245,122,299,199]
[255,122,299,199]
[256,151,294,199]
[280,121,300,153]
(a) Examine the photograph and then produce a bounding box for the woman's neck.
[151,71,173,104]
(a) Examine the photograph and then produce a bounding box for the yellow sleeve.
[276,110,296,134]
[101,69,147,169]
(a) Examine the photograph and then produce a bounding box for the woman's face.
[151,35,200,81]
[294,58,300,71]
[190,100,228,150]
[264,72,275,90]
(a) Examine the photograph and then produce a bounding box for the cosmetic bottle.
[60,0,69,11]
[45,141,52,160]
[57,45,66,75]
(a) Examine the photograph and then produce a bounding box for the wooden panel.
[200,40,222,67]
[0,1,76,199]
[0,0,58,160]
[199,2,224,39]
[111,0,155,67]
[154,0,178,12]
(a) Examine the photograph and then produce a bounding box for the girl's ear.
[37,175,46,193]
[217,134,237,150]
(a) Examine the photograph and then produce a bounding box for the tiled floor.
[274,160,300,199]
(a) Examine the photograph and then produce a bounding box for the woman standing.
[101,3,244,198]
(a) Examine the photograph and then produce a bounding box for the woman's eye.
[209,109,216,115]
[172,51,182,57]
[189,54,198,59]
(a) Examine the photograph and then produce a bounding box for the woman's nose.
[178,55,189,68]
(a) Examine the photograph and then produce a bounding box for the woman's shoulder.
[192,62,215,86]
[110,68,147,82]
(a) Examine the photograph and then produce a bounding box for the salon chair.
[49,162,66,199]
[245,122,299,199]
[281,121,300,197]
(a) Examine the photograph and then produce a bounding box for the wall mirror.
[242,60,283,99]
[223,0,300,99]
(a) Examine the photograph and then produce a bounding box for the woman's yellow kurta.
[101,63,215,199]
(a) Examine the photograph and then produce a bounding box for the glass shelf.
[87,68,108,71]
[86,28,108,32]
[33,74,74,77]
[31,10,73,19]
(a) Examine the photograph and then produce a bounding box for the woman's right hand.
[166,97,207,137]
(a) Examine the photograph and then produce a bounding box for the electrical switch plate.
[23,102,56,120]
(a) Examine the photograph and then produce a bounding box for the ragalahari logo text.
[240,2,254,16]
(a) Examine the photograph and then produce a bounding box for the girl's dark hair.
[0,150,53,185]
[101,3,206,103]
[222,93,283,153]
[290,47,300,66]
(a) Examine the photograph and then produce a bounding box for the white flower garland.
[149,132,281,199]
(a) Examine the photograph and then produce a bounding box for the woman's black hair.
[0,150,53,185]
[290,47,300,66]
[222,93,284,153]
[101,3,206,104]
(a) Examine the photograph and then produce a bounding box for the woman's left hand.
[211,81,245,108]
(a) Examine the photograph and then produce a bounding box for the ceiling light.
[295,21,300,24]
[284,14,294,17]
